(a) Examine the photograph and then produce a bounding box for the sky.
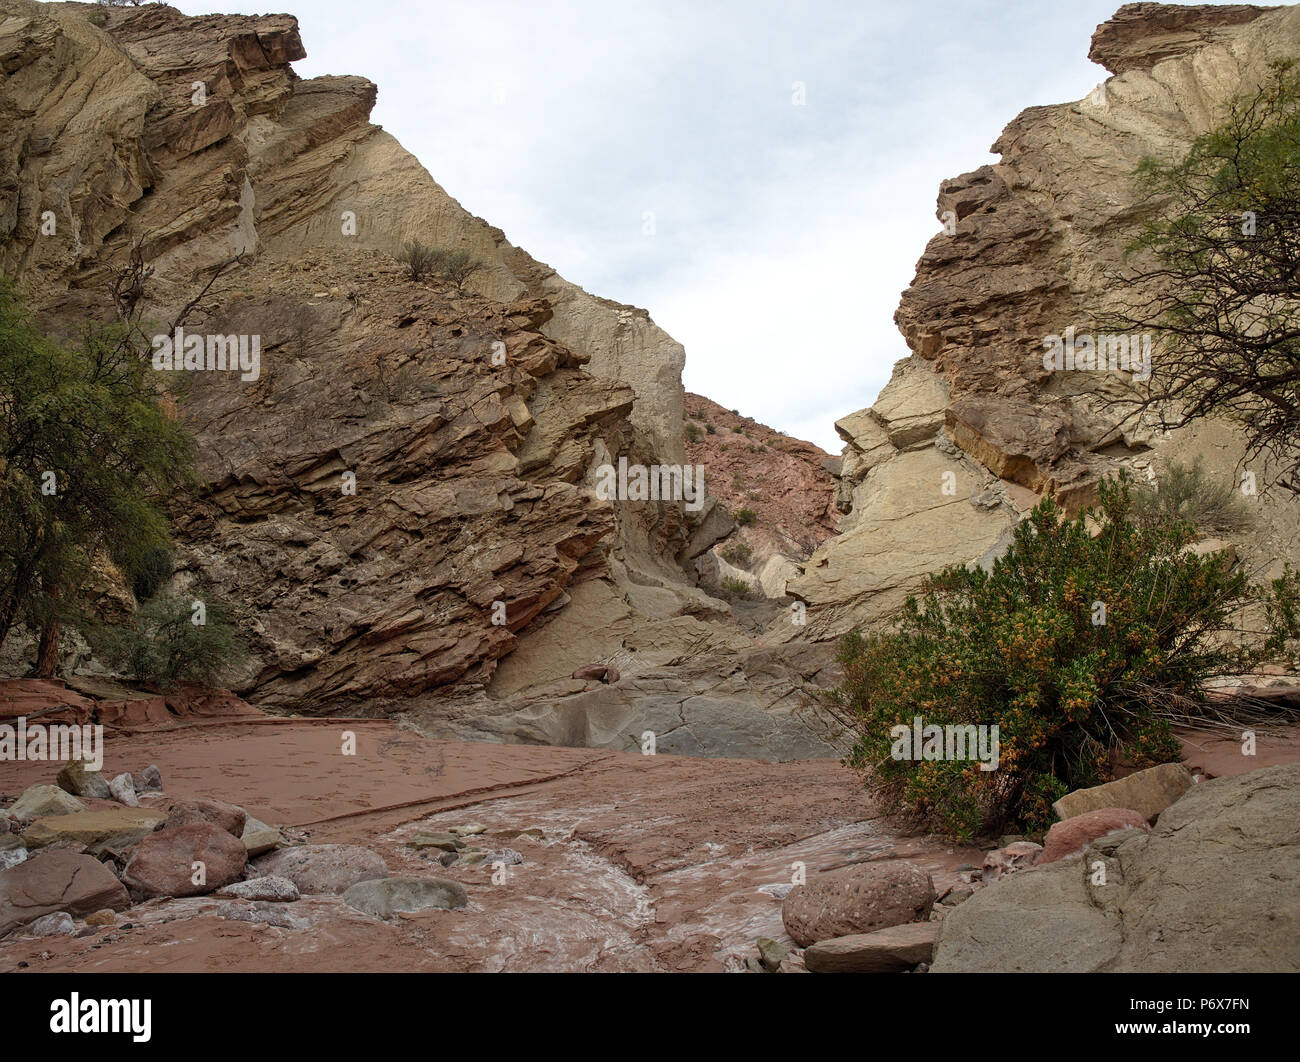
[171,0,1142,451]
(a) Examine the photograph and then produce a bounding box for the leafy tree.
[1114,61,1300,485]
[0,280,194,665]
[827,474,1291,839]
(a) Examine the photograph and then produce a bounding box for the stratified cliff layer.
[788,2,1300,638]
[0,1,844,757]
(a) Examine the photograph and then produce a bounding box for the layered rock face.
[0,1,684,705]
[788,2,1300,638]
[0,1,845,755]
[682,394,839,599]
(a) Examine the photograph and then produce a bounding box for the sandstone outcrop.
[788,2,1300,640]
[932,764,1300,972]
[781,862,935,947]
[0,0,740,726]
[0,849,130,938]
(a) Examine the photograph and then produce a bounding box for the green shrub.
[96,592,247,690]
[828,473,1264,840]
[705,423,717,435]
[733,507,757,526]
[721,542,753,568]
[685,422,703,443]
[1130,457,1253,532]
[719,575,755,599]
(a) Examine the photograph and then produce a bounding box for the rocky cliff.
[787,2,1300,639]
[0,0,844,758]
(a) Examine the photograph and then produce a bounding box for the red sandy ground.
[2,681,1295,972]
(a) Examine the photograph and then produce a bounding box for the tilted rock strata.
[790,3,1300,638]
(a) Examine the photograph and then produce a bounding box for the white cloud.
[170,0,1131,450]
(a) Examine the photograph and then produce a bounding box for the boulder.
[21,911,76,937]
[781,862,935,947]
[165,799,246,838]
[0,851,130,938]
[137,765,164,792]
[981,840,1042,882]
[1052,762,1194,822]
[55,759,110,800]
[341,876,468,919]
[252,845,388,895]
[1040,807,1150,864]
[21,808,166,855]
[85,908,117,927]
[8,785,86,822]
[108,774,139,808]
[122,823,248,899]
[215,875,300,902]
[804,921,940,973]
[934,764,1300,972]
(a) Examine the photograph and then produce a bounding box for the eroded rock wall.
[788,2,1300,639]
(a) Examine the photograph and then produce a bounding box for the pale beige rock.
[1052,762,1195,822]
[21,809,166,854]
[804,921,939,973]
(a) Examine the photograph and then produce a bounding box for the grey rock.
[108,774,139,808]
[341,876,468,919]
[756,937,788,971]
[216,901,306,929]
[137,766,163,792]
[22,911,76,937]
[483,848,523,867]
[55,760,110,800]
[1052,762,1194,823]
[215,875,300,902]
[404,831,461,852]
[252,844,387,895]
[934,764,1300,972]
[805,922,939,973]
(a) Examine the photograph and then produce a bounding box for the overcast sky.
[173,0,1137,451]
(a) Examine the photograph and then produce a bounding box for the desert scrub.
[827,473,1275,840]
[1130,457,1253,532]
[719,575,756,599]
[685,422,703,443]
[733,507,757,527]
[95,592,248,690]
[721,542,753,568]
